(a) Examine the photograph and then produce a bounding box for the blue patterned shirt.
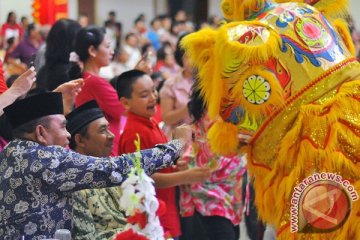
[0,139,182,240]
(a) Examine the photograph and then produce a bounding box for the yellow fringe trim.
[333,18,356,57]
[207,119,239,155]
[247,79,360,239]
[181,28,223,119]
[274,0,349,20]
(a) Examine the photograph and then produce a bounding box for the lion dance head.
[182,0,360,238]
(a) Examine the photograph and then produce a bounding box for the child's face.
[165,53,176,67]
[127,35,138,47]
[126,75,158,118]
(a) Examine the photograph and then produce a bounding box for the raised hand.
[172,124,192,142]
[9,66,36,98]
[0,67,36,115]
[134,52,153,75]
[53,79,84,115]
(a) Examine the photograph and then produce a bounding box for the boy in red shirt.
[117,70,210,239]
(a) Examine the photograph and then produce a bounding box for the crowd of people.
[0,9,254,240]
[0,7,359,240]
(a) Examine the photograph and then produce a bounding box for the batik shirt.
[180,116,246,225]
[72,187,126,240]
[0,139,182,240]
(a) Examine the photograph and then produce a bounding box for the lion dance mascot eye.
[181,0,360,239]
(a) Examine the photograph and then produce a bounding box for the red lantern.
[31,0,41,23]
[32,0,68,25]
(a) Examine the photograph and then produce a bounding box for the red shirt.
[75,71,125,156]
[153,104,162,123]
[0,23,23,47]
[118,112,181,237]
[154,60,165,73]
[0,60,7,94]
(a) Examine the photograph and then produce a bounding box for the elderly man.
[0,92,189,239]
[66,100,126,239]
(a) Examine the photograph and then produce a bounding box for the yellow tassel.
[180,28,217,67]
[181,28,224,119]
[333,18,356,57]
[207,119,239,155]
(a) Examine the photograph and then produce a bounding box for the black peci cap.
[4,92,64,129]
[66,100,104,135]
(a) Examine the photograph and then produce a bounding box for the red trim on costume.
[338,119,360,137]
[276,222,290,237]
[300,125,332,149]
[249,146,273,171]
[352,96,360,102]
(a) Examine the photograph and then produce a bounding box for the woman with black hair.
[71,26,124,156]
[36,19,82,90]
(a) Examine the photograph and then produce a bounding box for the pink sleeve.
[86,77,125,120]
[159,80,174,99]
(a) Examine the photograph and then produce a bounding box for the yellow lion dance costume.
[182,0,360,239]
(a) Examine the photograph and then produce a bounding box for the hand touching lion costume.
[181,0,360,238]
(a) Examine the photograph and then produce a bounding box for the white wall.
[95,0,155,34]
[68,0,78,20]
[349,0,360,30]
[154,0,167,15]
[0,0,33,23]
[209,0,223,19]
